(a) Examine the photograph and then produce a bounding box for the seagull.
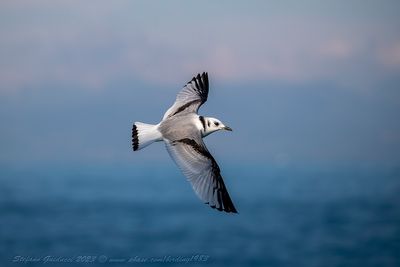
[131,72,238,213]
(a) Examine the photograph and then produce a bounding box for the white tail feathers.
[132,122,162,151]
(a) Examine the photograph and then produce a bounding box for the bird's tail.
[132,122,162,151]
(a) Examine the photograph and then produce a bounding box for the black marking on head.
[207,120,210,127]
[199,116,206,131]
[132,124,139,151]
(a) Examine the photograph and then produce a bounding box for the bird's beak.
[223,126,233,131]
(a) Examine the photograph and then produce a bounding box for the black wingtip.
[132,124,139,151]
[212,173,238,214]
[186,72,209,92]
[206,194,238,214]
[207,203,238,214]
[190,72,207,82]
[202,72,209,94]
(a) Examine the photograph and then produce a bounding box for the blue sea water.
[1,164,399,267]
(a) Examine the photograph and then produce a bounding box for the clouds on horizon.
[1,1,400,92]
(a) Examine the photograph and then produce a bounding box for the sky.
[1,0,400,170]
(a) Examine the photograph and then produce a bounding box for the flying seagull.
[131,72,237,213]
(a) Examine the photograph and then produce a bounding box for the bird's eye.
[214,122,219,126]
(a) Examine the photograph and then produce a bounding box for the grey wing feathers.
[165,137,238,213]
[163,72,209,119]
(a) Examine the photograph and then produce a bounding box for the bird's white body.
[134,115,230,150]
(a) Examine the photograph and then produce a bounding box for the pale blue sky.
[0,1,399,169]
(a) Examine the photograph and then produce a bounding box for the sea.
[1,164,399,267]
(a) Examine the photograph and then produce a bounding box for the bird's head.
[202,117,232,136]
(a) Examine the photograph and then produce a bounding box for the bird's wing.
[163,72,209,120]
[164,132,237,213]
